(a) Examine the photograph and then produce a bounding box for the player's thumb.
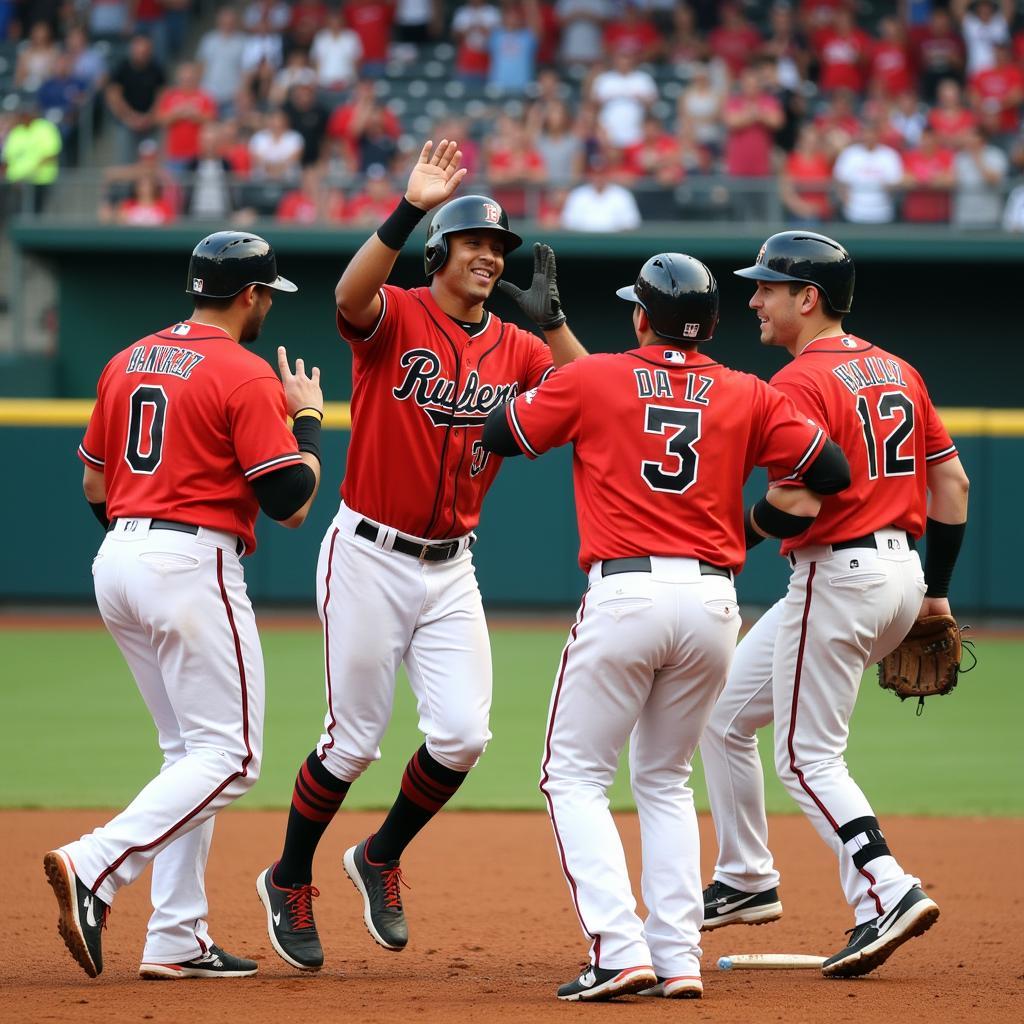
[495,279,521,300]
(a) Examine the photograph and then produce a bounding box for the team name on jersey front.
[392,348,521,427]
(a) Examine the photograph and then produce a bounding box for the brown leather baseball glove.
[878,614,967,711]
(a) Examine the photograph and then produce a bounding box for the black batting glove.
[496,242,567,330]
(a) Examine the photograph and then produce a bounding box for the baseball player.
[256,139,587,971]
[44,232,323,980]
[481,253,851,1001]
[700,231,969,978]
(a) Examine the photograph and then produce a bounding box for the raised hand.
[405,139,468,212]
[496,242,567,330]
[278,346,323,419]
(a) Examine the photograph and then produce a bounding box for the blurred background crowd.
[3,0,1024,230]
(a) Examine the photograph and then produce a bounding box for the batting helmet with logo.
[734,230,854,314]
[423,195,523,277]
[616,253,719,343]
[185,231,297,298]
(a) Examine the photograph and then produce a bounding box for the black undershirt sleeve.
[482,405,523,457]
[924,518,966,598]
[251,463,317,521]
[801,438,851,495]
[88,500,109,530]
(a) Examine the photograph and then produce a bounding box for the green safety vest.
[3,118,62,185]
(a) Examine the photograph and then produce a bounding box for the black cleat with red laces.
[256,864,324,971]
[343,837,409,951]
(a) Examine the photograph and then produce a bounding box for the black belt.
[832,531,916,552]
[355,518,467,562]
[601,556,732,580]
[108,518,244,556]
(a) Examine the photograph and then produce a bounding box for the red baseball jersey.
[768,334,957,554]
[338,285,553,538]
[503,346,827,572]
[79,320,304,554]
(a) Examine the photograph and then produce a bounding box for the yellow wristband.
[293,407,323,421]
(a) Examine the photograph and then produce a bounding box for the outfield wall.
[1,409,1020,612]
[3,225,1020,611]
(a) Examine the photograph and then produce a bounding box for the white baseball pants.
[541,558,741,978]
[702,528,927,924]
[314,502,491,781]
[62,519,263,962]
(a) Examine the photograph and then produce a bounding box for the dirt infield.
[8,811,1021,1023]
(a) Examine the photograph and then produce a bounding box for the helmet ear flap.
[424,233,448,277]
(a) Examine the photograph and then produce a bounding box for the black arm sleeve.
[750,496,815,539]
[744,506,767,549]
[801,438,851,495]
[924,518,966,598]
[88,500,109,530]
[251,463,317,521]
[482,404,523,457]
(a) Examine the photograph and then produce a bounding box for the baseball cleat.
[638,975,703,999]
[702,880,783,930]
[139,945,258,979]
[822,886,939,979]
[43,849,108,978]
[557,964,658,1001]
[256,864,324,971]
[343,838,408,951]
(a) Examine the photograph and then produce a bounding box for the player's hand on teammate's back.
[404,139,468,211]
[496,242,567,330]
[278,346,323,419]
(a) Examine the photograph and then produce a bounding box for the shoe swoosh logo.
[580,971,596,988]
[273,911,281,926]
[84,895,100,928]
[876,903,902,933]
[716,893,759,914]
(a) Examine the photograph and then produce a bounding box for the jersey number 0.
[125,384,168,475]
[641,405,701,494]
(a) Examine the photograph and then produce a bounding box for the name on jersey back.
[832,356,906,395]
[125,344,205,380]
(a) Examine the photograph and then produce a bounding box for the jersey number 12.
[855,391,915,479]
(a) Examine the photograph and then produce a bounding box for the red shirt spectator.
[813,89,862,155]
[870,16,914,98]
[708,5,763,78]
[344,0,395,66]
[622,116,683,184]
[901,128,954,222]
[277,187,346,223]
[290,2,328,32]
[969,44,1024,134]
[536,2,560,66]
[604,6,661,63]
[344,172,403,224]
[724,68,784,176]
[781,125,834,220]
[929,79,977,147]
[814,11,872,93]
[327,81,400,163]
[118,179,177,226]
[156,63,217,163]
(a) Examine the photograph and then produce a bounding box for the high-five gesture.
[497,242,567,330]
[278,345,323,419]
[405,139,467,212]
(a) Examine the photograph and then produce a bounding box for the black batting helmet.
[185,231,297,298]
[423,195,523,277]
[616,253,719,343]
[734,231,854,314]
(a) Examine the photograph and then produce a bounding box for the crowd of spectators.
[4,1,1024,230]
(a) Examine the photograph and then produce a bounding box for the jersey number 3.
[641,405,701,494]
[856,391,915,479]
[125,384,168,475]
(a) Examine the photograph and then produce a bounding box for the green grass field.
[1,626,1020,815]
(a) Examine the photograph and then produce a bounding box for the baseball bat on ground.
[717,953,825,971]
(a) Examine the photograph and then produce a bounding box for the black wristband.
[924,517,965,597]
[292,415,322,463]
[743,506,766,549]
[752,495,815,539]
[376,197,427,251]
[89,500,109,530]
